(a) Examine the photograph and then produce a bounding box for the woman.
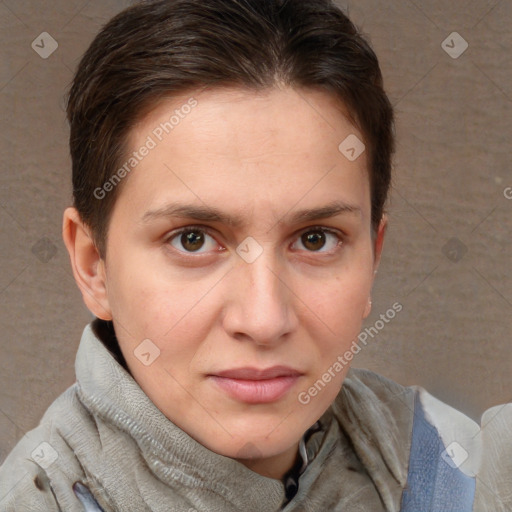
[0,1,508,510]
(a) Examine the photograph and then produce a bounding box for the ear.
[363,215,388,318]
[62,207,112,320]
[372,214,388,274]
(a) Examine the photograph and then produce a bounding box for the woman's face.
[97,86,385,479]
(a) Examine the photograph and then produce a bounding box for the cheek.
[301,271,372,328]
[293,276,371,411]
[106,257,221,345]
[293,268,374,374]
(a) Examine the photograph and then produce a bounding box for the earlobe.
[62,207,113,320]
[363,297,372,319]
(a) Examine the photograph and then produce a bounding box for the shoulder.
[0,384,92,511]
[332,368,481,511]
[326,368,415,510]
[474,402,512,511]
[338,368,482,453]
[339,368,511,511]
[335,367,417,445]
[336,368,416,458]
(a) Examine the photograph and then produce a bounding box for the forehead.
[118,86,371,225]
[131,85,362,155]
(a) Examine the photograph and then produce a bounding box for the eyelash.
[164,225,344,258]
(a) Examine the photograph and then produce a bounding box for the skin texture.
[63,85,386,481]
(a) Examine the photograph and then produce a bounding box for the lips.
[208,366,303,404]
[214,366,302,380]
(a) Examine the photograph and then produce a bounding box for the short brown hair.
[66,0,394,257]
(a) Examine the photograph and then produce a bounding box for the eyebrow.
[141,199,361,227]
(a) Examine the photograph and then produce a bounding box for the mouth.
[208,366,303,404]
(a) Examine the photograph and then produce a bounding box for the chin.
[195,418,305,462]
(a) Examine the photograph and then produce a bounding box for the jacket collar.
[76,321,334,510]
[75,320,410,511]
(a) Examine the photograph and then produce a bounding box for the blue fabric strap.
[400,393,476,511]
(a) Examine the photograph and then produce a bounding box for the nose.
[221,246,298,346]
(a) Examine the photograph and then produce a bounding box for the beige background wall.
[0,0,510,464]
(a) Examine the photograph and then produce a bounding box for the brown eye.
[302,231,326,251]
[168,227,219,254]
[181,231,205,252]
[292,227,343,254]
